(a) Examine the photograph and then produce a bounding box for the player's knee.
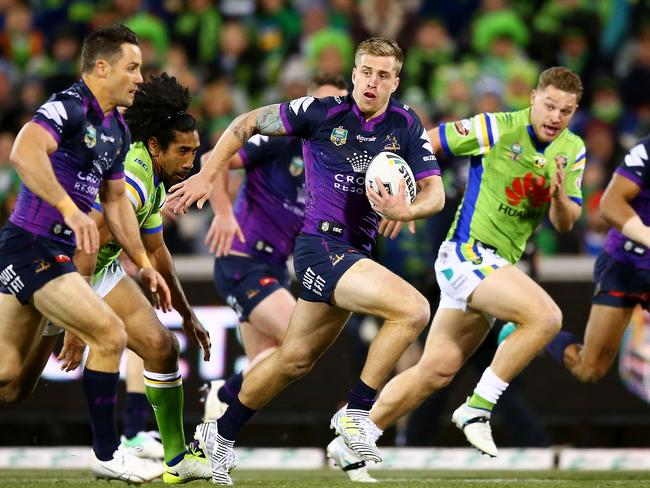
[534,304,562,341]
[396,293,430,336]
[0,381,32,404]
[146,328,179,367]
[91,316,127,357]
[416,352,461,392]
[278,349,315,380]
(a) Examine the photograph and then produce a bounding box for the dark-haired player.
[171,38,444,485]
[0,24,171,482]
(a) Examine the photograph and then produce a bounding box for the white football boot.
[194,421,236,485]
[452,398,498,457]
[200,380,229,421]
[327,435,378,482]
[330,405,382,463]
[90,445,165,483]
[120,430,165,460]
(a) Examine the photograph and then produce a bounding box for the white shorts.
[93,260,127,298]
[434,240,509,312]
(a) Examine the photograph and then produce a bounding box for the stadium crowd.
[0,0,648,259]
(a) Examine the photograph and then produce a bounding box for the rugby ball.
[365,151,416,212]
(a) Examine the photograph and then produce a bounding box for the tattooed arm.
[168,104,288,213]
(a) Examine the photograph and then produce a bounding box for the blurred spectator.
[28,26,80,94]
[173,0,221,65]
[619,26,650,149]
[402,18,456,97]
[0,3,44,73]
[0,130,18,226]
[351,0,420,48]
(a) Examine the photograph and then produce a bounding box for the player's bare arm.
[10,122,99,253]
[168,104,288,213]
[99,177,172,311]
[205,152,245,256]
[142,231,211,360]
[548,166,581,232]
[600,173,650,247]
[427,127,443,154]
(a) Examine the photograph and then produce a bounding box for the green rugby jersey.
[439,108,586,263]
[93,141,166,278]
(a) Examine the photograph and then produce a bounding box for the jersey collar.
[351,99,388,132]
[526,124,551,153]
[79,78,116,124]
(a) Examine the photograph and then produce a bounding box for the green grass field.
[1,469,650,488]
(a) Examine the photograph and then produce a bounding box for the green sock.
[144,370,186,463]
[467,392,495,411]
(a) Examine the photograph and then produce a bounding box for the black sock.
[347,378,377,412]
[83,368,120,461]
[218,372,243,405]
[216,396,256,441]
[124,392,150,439]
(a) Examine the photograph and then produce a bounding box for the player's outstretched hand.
[58,331,86,372]
[378,218,417,239]
[205,212,245,257]
[138,267,173,312]
[168,172,212,214]
[368,177,411,221]
[65,210,99,254]
[182,312,211,362]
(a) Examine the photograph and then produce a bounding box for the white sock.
[473,367,509,405]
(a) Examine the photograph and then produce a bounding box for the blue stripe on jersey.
[125,175,145,206]
[142,224,163,234]
[92,201,103,212]
[575,152,585,162]
[484,113,494,147]
[569,196,583,206]
[453,155,484,242]
[439,124,452,156]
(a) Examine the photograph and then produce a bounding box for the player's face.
[529,85,578,143]
[159,130,200,188]
[352,54,399,119]
[105,43,143,108]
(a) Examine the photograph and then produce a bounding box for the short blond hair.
[537,67,584,102]
[354,38,404,75]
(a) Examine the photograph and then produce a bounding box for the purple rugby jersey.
[603,136,650,269]
[10,79,129,247]
[229,134,305,265]
[279,94,440,253]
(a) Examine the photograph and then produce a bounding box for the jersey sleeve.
[564,139,586,205]
[404,116,441,180]
[239,134,272,169]
[32,95,84,145]
[615,137,650,189]
[439,111,511,157]
[279,96,327,139]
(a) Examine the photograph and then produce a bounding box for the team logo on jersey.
[330,126,348,146]
[84,124,97,148]
[329,253,345,267]
[505,172,551,208]
[555,154,568,169]
[246,289,259,299]
[383,133,401,151]
[534,156,546,168]
[84,124,96,148]
[509,142,523,161]
[289,156,304,177]
[453,119,472,137]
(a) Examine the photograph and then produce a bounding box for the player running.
[170,38,444,485]
[501,135,650,385]
[0,25,172,482]
[329,66,585,466]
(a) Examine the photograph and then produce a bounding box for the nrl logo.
[84,124,96,148]
[330,126,348,146]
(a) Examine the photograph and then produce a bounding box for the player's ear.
[95,59,109,78]
[147,137,160,156]
[391,76,400,94]
[530,89,537,106]
[351,66,357,84]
